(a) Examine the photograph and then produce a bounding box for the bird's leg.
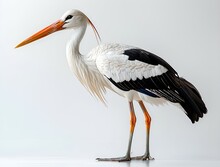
[96,101,136,162]
[132,101,154,160]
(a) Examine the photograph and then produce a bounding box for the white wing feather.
[95,44,168,83]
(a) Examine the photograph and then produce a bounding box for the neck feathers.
[67,23,87,55]
[66,24,108,103]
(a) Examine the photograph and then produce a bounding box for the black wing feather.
[124,49,178,75]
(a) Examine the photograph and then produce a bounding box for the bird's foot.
[131,154,154,161]
[96,155,131,162]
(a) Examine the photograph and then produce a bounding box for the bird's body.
[16,9,207,161]
[68,39,206,123]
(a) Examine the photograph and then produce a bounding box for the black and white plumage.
[15,9,207,161]
[95,45,206,123]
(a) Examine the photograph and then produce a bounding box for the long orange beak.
[15,20,65,48]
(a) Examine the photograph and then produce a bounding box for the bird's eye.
[65,15,73,21]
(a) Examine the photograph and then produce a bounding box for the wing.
[96,45,207,123]
[96,47,183,103]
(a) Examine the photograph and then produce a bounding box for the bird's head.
[15,9,100,48]
[62,9,87,29]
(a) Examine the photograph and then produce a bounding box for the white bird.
[16,9,207,161]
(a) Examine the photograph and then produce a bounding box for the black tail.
[178,78,207,123]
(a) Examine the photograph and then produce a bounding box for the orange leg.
[132,101,154,160]
[126,101,136,157]
[129,101,137,133]
[96,101,136,162]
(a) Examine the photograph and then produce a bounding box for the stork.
[15,9,207,161]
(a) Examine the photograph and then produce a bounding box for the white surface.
[0,158,220,167]
[0,0,220,162]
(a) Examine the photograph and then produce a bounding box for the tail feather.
[178,77,207,123]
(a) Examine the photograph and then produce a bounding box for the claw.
[131,155,154,161]
[96,155,131,162]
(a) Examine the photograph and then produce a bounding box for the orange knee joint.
[144,112,151,131]
[130,111,136,133]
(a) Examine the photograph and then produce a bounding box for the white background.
[0,0,220,166]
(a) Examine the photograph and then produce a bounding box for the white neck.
[66,23,87,57]
[66,23,87,80]
[66,23,108,103]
